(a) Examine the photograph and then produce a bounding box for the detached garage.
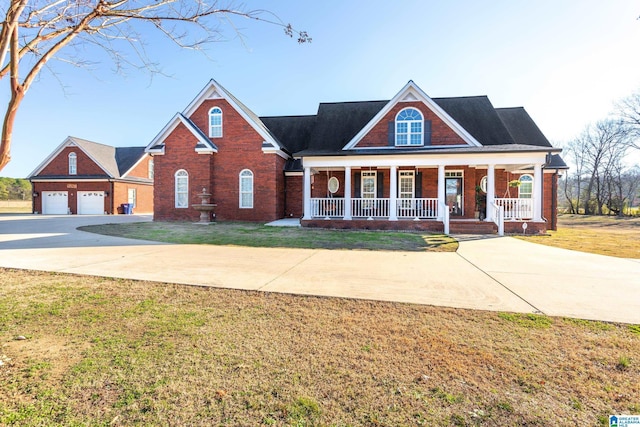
[28,137,154,215]
[41,191,68,215]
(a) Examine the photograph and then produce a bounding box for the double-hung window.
[361,171,377,199]
[209,107,223,138]
[395,108,423,146]
[239,169,253,208]
[175,169,188,208]
[68,152,77,175]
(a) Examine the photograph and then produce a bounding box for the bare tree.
[0,0,310,171]
[616,90,640,149]
[567,120,630,215]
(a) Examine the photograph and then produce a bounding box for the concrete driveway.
[1,214,638,324]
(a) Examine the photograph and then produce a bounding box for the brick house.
[146,79,567,234]
[29,137,154,215]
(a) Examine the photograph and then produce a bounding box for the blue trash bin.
[121,203,133,215]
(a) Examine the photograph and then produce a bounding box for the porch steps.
[449,220,497,235]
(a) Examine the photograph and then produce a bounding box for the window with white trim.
[128,188,137,208]
[148,158,154,179]
[399,171,415,199]
[68,152,77,175]
[175,169,189,208]
[480,176,487,193]
[395,108,423,146]
[239,169,253,208]
[361,171,377,199]
[519,174,533,199]
[209,107,223,138]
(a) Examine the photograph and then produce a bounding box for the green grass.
[1,268,639,426]
[79,221,458,252]
[0,200,31,213]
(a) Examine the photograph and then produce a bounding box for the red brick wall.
[39,147,107,176]
[33,181,110,214]
[356,101,466,148]
[113,182,154,214]
[153,99,284,222]
[126,155,153,179]
[285,175,303,218]
[33,181,153,214]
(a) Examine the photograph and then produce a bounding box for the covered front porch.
[300,153,549,235]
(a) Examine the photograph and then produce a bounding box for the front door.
[445,178,463,216]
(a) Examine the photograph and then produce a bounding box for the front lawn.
[1,268,638,426]
[516,214,640,259]
[80,221,458,252]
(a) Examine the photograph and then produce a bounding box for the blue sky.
[3,0,639,178]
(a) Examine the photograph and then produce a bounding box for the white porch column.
[344,166,352,220]
[302,167,311,220]
[389,166,398,220]
[486,164,496,221]
[437,165,445,220]
[533,163,543,221]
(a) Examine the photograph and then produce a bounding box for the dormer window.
[395,108,423,146]
[68,152,77,175]
[209,107,223,138]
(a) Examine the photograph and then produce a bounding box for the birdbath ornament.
[192,187,216,224]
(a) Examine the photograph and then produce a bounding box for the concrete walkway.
[1,214,638,324]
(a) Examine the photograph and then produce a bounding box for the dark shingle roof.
[115,147,146,176]
[260,115,317,154]
[495,107,552,147]
[433,96,516,146]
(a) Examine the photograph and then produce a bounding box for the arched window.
[209,107,223,138]
[239,169,253,208]
[395,108,423,146]
[175,169,189,208]
[519,174,533,199]
[68,152,77,175]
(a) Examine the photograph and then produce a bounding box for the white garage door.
[42,191,69,215]
[77,191,105,215]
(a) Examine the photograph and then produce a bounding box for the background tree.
[0,0,310,171]
[616,90,640,148]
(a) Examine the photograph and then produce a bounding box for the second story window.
[209,107,223,138]
[395,108,423,146]
[68,152,77,175]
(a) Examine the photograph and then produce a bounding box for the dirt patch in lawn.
[1,268,638,426]
[516,214,640,259]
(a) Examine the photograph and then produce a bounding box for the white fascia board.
[302,151,548,169]
[29,136,113,178]
[342,81,482,150]
[30,178,110,183]
[182,79,283,152]
[120,153,150,179]
[146,113,217,154]
[28,136,76,178]
[261,146,290,159]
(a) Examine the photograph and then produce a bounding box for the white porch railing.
[310,198,344,218]
[490,201,505,236]
[397,198,439,219]
[352,198,390,218]
[494,198,534,220]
